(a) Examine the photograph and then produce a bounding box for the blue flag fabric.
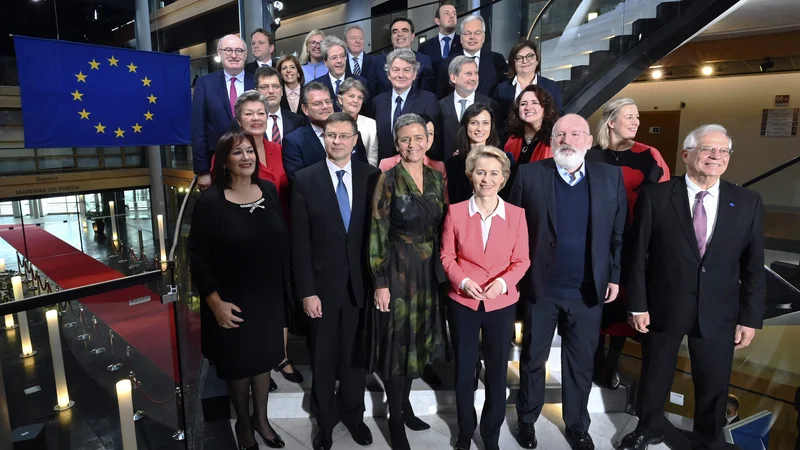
[14,36,191,148]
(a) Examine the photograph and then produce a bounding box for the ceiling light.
[587,12,598,21]
[273,1,283,10]
[651,69,663,80]
[759,59,774,72]
[213,55,221,63]
[701,65,713,76]
[274,18,281,25]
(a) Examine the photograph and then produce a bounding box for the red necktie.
[229,76,237,116]
[270,115,281,144]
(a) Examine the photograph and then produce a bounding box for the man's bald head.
[217,34,247,74]
[552,114,593,171]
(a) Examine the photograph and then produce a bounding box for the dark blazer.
[437,92,501,161]
[245,58,278,74]
[281,109,305,139]
[312,73,369,113]
[280,87,306,118]
[369,51,436,97]
[418,34,462,69]
[492,76,564,116]
[345,53,376,79]
[290,160,381,308]
[509,159,627,304]
[626,177,765,337]
[371,87,440,162]
[191,70,255,173]
[436,49,509,100]
[282,124,367,177]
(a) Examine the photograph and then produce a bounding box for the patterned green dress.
[369,163,448,379]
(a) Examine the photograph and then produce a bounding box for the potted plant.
[85,211,105,234]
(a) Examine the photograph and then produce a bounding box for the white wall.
[588,72,800,209]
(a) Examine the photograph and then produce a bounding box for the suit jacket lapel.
[702,182,736,259]
[442,95,458,126]
[541,161,558,234]
[215,71,233,121]
[306,127,326,160]
[317,164,348,235]
[669,177,702,261]
[403,88,418,114]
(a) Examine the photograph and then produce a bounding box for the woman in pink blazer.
[440,145,531,450]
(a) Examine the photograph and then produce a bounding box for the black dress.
[188,181,290,380]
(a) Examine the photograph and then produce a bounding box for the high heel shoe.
[251,415,285,448]
[388,417,411,450]
[401,400,430,431]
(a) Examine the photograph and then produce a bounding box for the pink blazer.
[440,200,531,312]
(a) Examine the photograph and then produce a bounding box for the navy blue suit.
[371,87,440,162]
[417,34,461,71]
[436,50,509,100]
[312,73,369,113]
[191,70,255,173]
[492,76,564,117]
[369,51,436,97]
[280,109,305,141]
[345,53,376,79]
[282,124,367,178]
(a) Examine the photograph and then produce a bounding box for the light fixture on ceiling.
[213,55,221,63]
[701,65,713,76]
[759,58,774,72]
[587,12,598,21]
[651,69,663,80]
[273,1,283,10]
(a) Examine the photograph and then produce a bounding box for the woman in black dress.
[189,130,289,450]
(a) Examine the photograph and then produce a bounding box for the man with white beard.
[509,114,627,450]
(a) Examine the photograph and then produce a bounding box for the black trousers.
[450,301,515,447]
[516,294,602,432]
[308,299,366,431]
[638,328,734,450]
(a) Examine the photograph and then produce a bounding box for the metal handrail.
[742,155,800,188]
[526,0,559,40]
[168,175,198,262]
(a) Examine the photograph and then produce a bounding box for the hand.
[303,295,323,319]
[197,173,212,190]
[374,288,391,312]
[628,312,650,333]
[734,325,756,349]
[604,283,619,303]
[462,279,486,301]
[483,279,504,300]
[207,293,243,329]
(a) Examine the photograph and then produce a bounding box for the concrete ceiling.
[698,0,800,40]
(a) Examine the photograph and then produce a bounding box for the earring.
[223,165,228,174]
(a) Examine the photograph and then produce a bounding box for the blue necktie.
[393,96,403,128]
[335,79,341,94]
[336,170,351,231]
[442,36,451,58]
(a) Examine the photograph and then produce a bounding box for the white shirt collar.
[685,175,720,198]
[326,158,352,176]
[438,32,456,41]
[455,91,476,103]
[257,59,272,67]
[311,123,324,138]
[392,88,412,104]
[224,70,245,82]
[512,74,538,87]
[468,196,506,220]
[556,161,586,184]
[268,108,282,119]
[348,51,363,60]
[463,49,481,59]
[329,71,345,83]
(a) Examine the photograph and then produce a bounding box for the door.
[637,110,681,175]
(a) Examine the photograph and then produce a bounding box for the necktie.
[458,99,468,120]
[442,36,451,58]
[336,170,351,231]
[693,191,709,257]
[352,57,361,76]
[229,76,238,116]
[393,96,403,127]
[335,79,341,94]
[270,114,281,144]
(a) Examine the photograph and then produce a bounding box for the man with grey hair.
[437,55,501,160]
[510,114,626,450]
[344,24,376,79]
[313,36,368,113]
[191,34,255,189]
[620,124,765,450]
[368,17,436,96]
[436,15,508,99]
[370,48,439,162]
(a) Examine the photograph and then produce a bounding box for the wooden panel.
[0,176,150,200]
[637,110,682,175]
[149,0,235,32]
[658,31,800,66]
[0,169,149,187]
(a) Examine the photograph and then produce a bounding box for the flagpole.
[53,0,61,40]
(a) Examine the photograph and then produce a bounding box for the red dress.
[504,135,552,164]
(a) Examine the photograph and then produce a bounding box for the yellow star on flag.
[147,94,157,104]
[127,63,138,73]
[75,71,88,82]
[78,109,90,120]
[108,56,119,66]
[141,77,152,87]
[89,59,101,70]
[114,128,125,138]
[144,111,154,121]
[132,123,143,133]
[71,90,84,101]
[94,123,106,133]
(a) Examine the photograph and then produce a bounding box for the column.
[345,0,372,53]
[491,0,522,57]
[239,0,276,61]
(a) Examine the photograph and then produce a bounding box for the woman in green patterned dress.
[369,113,448,450]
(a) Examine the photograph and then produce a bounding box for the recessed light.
[652,69,663,80]
[701,65,713,76]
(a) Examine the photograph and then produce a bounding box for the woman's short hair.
[234,90,268,122]
[384,48,420,74]
[455,103,500,157]
[321,35,347,61]
[212,130,260,189]
[300,29,326,65]
[506,85,558,140]
[465,145,512,190]
[276,54,305,85]
[393,113,429,147]
[336,77,368,99]
[596,97,637,149]
[506,40,541,78]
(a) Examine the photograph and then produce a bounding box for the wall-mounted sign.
[774,95,790,107]
[760,108,798,137]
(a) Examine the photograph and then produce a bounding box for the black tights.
[228,373,277,447]
[383,375,414,420]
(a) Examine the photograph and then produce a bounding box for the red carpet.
[0,226,177,380]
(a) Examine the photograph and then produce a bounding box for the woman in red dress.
[503,84,558,165]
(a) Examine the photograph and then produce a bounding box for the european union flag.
[14,36,191,148]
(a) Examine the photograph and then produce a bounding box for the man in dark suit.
[436,15,509,100]
[370,48,440,163]
[191,34,254,189]
[313,36,368,113]
[254,66,304,146]
[510,114,626,450]
[344,24,375,79]
[368,17,436,96]
[245,28,277,74]
[291,112,380,450]
[417,2,461,70]
[437,55,501,161]
[620,124,765,450]
[725,394,741,425]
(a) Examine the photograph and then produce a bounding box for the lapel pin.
[729,203,734,207]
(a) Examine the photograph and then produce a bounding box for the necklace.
[240,197,265,213]
[609,149,627,161]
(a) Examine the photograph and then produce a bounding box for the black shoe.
[565,429,594,450]
[313,428,333,450]
[388,418,411,450]
[618,431,664,450]
[515,422,537,449]
[605,370,621,390]
[402,406,430,431]
[250,416,285,448]
[269,378,278,392]
[238,444,258,450]
[454,435,471,450]
[347,422,373,446]
[274,359,304,383]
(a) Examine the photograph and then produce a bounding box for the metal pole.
[53,0,61,40]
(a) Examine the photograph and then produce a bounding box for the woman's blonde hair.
[465,145,511,190]
[596,97,637,149]
[300,30,326,65]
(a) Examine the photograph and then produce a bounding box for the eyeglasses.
[325,132,356,140]
[692,146,733,156]
[462,31,484,38]
[327,54,347,62]
[308,41,322,48]
[257,84,281,91]
[219,48,246,56]
[553,131,591,142]
[514,53,537,63]
[309,99,333,108]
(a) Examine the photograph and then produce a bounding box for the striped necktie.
[270,115,281,144]
[352,57,361,76]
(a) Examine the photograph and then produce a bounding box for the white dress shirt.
[326,158,353,208]
[329,72,346,95]
[266,108,283,143]
[257,59,273,67]
[391,88,412,131]
[311,123,326,150]
[556,161,586,186]
[224,70,245,104]
[453,91,476,120]
[439,32,456,58]
[348,52,363,74]
[512,74,539,101]
[463,49,481,68]
[459,196,508,294]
